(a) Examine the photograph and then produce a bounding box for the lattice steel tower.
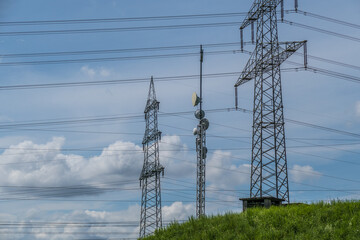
[139,77,164,238]
[193,46,209,217]
[235,0,307,205]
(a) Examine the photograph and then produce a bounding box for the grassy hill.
[144,201,360,240]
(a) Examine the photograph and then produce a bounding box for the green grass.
[143,201,360,240]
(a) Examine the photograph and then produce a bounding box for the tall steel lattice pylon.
[139,77,164,238]
[235,0,307,203]
[193,46,209,217]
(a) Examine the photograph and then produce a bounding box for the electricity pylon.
[235,0,307,204]
[193,46,209,217]
[139,77,164,238]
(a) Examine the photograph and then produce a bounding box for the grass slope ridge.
[144,201,360,240]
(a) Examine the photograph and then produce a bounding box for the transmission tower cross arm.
[235,40,307,87]
[240,0,283,30]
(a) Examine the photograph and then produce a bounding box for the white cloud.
[80,66,96,78]
[159,135,194,178]
[0,202,195,240]
[207,150,250,189]
[0,205,141,240]
[163,201,194,221]
[81,66,111,78]
[290,164,322,183]
[0,137,143,197]
[0,135,194,198]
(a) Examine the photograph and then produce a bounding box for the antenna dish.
[195,110,205,119]
[202,146,208,158]
[193,127,198,135]
[200,118,209,130]
[192,92,200,106]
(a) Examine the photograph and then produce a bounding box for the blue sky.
[0,0,359,239]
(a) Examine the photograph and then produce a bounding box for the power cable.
[0,49,244,66]
[0,72,242,90]
[0,42,247,58]
[282,20,360,43]
[0,12,250,26]
[0,21,243,36]
[295,10,360,29]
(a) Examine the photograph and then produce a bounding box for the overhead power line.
[295,10,360,29]
[306,66,360,84]
[0,21,243,36]
[0,49,244,66]
[0,72,242,90]
[286,119,360,139]
[0,63,358,91]
[0,106,358,142]
[2,41,357,72]
[0,10,299,27]
[0,42,248,59]
[0,12,250,26]
[282,20,360,43]
[0,41,357,73]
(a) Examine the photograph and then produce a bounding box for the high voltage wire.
[0,64,355,93]
[0,12,251,26]
[1,9,355,30]
[0,19,356,43]
[0,42,248,58]
[290,52,360,71]
[1,141,359,155]
[0,42,357,72]
[0,63,355,92]
[0,48,358,74]
[282,20,360,43]
[0,49,245,66]
[0,108,236,128]
[295,10,360,29]
[0,107,358,141]
[0,21,243,36]
[0,72,243,90]
[286,118,360,139]
[306,66,360,84]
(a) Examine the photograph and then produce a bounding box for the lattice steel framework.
[196,46,208,218]
[139,77,164,238]
[235,0,307,203]
[196,122,206,217]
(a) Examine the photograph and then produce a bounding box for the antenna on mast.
[193,45,209,218]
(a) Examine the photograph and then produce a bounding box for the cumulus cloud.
[163,201,194,221]
[0,135,194,198]
[290,164,322,182]
[159,135,194,178]
[0,205,141,240]
[0,201,195,240]
[0,137,143,197]
[207,150,250,189]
